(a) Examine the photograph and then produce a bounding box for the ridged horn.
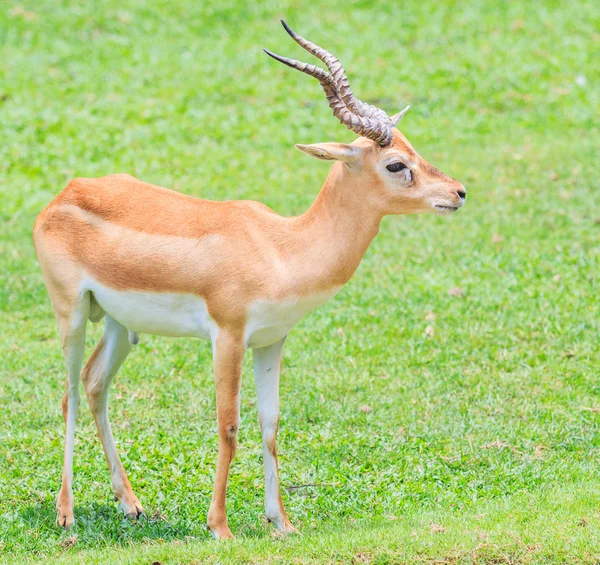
[279,20,390,124]
[264,25,394,146]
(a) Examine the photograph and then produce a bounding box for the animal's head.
[265,21,466,216]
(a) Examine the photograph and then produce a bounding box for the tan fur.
[206,329,245,539]
[80,331,143,516]
[33,128,464,537]
[33,133,462,326]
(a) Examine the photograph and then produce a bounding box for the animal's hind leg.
[61,375,68,424]
[81,315,143,519]
[34,237,92,527]
[60,291,103,425]
[56,299,89,529]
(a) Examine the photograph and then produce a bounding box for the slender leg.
[206,329,245,539]
[81,315,143,518]
[61,375,69,424]
[253,337,297,533]
[56,303,89,529]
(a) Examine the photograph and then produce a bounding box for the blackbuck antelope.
[33,21,465,539]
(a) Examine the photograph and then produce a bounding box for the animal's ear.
[295,143,362,163]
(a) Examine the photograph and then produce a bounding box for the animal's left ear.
[295,143,363,163]
[390,105,410,126]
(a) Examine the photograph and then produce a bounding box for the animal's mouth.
[434,205,460,215]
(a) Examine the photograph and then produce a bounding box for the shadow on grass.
[11,500,206,551]
[5,497,278,560]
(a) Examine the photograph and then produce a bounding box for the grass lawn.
[1,0,599,563]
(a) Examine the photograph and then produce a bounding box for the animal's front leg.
[253,337,298,534]
[207,329,245,539]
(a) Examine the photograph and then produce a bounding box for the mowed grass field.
[1,1,599,563]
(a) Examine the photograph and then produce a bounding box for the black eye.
[386,162,407,173]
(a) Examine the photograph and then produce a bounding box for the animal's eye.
[386,162,407,173]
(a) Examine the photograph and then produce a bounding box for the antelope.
[33,21,465,539]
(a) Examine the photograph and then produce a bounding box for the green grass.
[1,0,599,563]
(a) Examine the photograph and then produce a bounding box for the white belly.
[84,278,341,348]
[85,278,214,339]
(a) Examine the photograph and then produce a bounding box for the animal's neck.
[292,163,383,289]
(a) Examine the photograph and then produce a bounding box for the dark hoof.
[124,509,144,522]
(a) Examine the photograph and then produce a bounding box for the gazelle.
[33,21,465,539]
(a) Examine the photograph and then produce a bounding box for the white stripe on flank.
[83,278,215,339]
[82,278,341,348]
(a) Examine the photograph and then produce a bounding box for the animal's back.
[37,173,243,239]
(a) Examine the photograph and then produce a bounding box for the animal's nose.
[456,188,466,201]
